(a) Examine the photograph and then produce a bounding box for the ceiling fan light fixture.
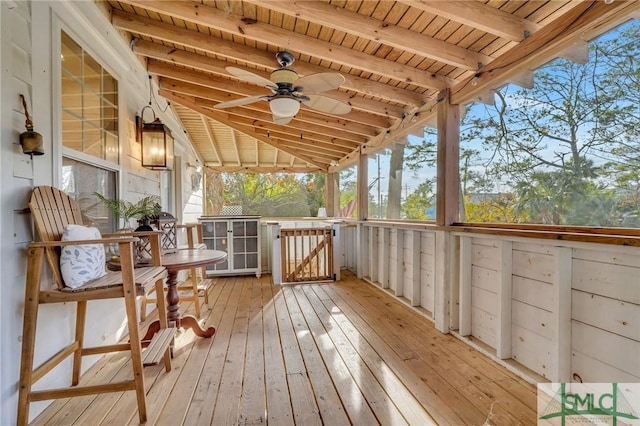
[269,97,300,117]
[270,68,298,84]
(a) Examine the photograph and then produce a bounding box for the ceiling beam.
[227,115,362,148]
[114,2,453,90]
[208,165,323,173]
[200,115,223,166]
[244,0,493,71]
[230,129,242,166]
[404,0,541,42]
[162,90,330,170]
[114,18,428,106]
[249,129,351,156]
[133,40,407,119]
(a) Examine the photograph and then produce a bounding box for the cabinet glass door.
[231,219,259,271]
[202,220,229,271]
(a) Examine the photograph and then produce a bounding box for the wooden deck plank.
[313,282,469,425]
[261,278,295,426]
[328,281,488,425]
[153,281,229,426]
[210,277,253,425]
[282,287,351,425]
[295,285,405,425]
[182,277,243,425]
[239,277,267,425]
[273,284,322,425]
[31,271,539,426]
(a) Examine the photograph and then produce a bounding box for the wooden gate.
[279,227,334,283]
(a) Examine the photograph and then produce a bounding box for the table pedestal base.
[141,317,215,343]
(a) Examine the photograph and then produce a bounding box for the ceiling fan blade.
[226,66,275,89]
[273,115,293,125]
[213,95,266,109]
[303,94,352,115]
[296,72,345,93]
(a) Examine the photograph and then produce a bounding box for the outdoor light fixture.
[269,97,300,117]
[19,94,44,157]
[136,78,174,170]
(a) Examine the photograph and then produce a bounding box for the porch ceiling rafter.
[403,0,541,42]
[200,115,223,167]
[115,0,454,90]
[148,62,391,130]
[243,0,494,71]
[134,41,407,119]
[131,40,426,108]
[171,93,377,140]
[162,90,329,171]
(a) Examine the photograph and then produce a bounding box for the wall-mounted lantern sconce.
[19,94,44,157]
[136,104,174,171]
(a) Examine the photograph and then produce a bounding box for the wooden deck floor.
[32,271,537,425]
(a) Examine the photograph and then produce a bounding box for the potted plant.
[94,193,161,231]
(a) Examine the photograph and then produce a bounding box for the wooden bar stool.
[17,186,174,426]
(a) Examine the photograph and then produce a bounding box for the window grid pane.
[61,30,118,163]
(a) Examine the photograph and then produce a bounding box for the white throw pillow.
[60,224,107,289]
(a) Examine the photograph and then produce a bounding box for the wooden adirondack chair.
[17,186,174,426]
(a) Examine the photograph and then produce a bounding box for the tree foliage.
[218,173,325,217]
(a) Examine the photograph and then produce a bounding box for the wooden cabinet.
[198,216,261,277]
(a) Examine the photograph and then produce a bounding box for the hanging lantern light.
[136,77,174,171]
[138,106,174,170]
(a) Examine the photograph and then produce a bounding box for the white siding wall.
[0,2,204,423]
[1,3,36,424]
[361,224,437,320]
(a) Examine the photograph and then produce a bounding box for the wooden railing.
[270,223,341,284]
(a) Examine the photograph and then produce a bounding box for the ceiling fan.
[213,51,351,125]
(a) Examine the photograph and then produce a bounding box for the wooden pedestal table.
[142,249,227,341]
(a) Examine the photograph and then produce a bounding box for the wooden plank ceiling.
[102,0,636,173]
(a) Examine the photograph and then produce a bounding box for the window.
[61,31,118,163]
[60,30,119,232]
[61,158,117,234]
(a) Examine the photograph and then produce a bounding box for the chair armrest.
[102,230,163,238]
[28,237,139,248]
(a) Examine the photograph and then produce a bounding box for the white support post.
[497,240,513,360]
[380,228,390,289]
[332,223,341,281]
[410,230,422,307]
[434,231,451,333]
[270,223,282,284]
[357,223,368,279]
[394,229,404,297]
[369,227,379,283]
[553,247,572,382]
[459,236,472,336]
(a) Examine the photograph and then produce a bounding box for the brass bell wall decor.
[19,94,44,157]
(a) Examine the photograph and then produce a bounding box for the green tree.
[222,173,316,217]
[403,180,435,220]
[461,22,640,226]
